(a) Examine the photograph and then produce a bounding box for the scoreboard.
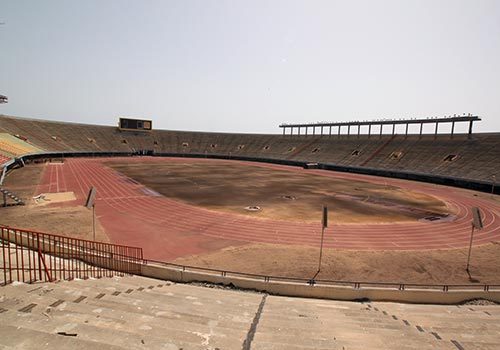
[119,117,152,131]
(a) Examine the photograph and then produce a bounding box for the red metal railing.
[1,226,143,285]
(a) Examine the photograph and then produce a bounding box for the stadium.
[2,1,500,348]
[1,113,499,349]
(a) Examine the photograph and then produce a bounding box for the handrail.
[0,224,144,250]
[1,226,143,285]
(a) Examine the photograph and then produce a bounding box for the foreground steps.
[0,187,25,206]
[0,275,499,349]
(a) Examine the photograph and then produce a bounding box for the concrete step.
[1,276,499,350]
[15,281,259,326]
[0,324,126,350]
[0,312,219,350]
[0,285,255,333]
[0,278,256,349]
[252,340,345,350]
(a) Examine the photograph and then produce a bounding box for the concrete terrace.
[0,276,499,349]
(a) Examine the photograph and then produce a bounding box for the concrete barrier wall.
[141,263,500,305]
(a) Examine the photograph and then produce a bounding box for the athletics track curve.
[36,157,500,261]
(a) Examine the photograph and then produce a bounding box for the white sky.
[1,0,499,134]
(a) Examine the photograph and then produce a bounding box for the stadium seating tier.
[0,115,499,182]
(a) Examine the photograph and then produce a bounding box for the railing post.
[1,228,7,284]
[37,233,42,281]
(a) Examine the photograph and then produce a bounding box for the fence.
[0,226,143,285]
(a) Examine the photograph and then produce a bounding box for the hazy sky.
[1,0,499,134]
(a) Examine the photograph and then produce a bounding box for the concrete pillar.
[329,126,332,137]
[435,122,439,137]
[419,123,423,138]
[379,124,383,137]
[298,127,300,136]
[368,124,372,138]
[282,127,286,136]
[468,120,473,138]
[451,122,455,138]
[405,123,409,137]
[305,127,308,136]
[348,125,351,136]
[357,125,360,138]
[313,126,315,136]
[321,126,324,136]
[338,125,341,137]
[392,124,395,135]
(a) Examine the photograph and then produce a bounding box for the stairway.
[1,187,25,206]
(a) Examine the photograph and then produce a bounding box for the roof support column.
[348,125,351,136]
[338,125,341,137]
[405,123,409,138]
[283,127,286,136]
[298,127,300,136]
[321,125,324,136]
[313,126,315,136]
[468,120,473,139]
[368,124,372,138]
[392,124,395,135]
[379,124,383,138]
[357,125,360,138]
[329,126,332,137]
[305,126,308,136]
[451,121,455,139]
[419,123,423,138]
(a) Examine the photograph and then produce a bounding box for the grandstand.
[0,133,44,157]
[1,114,499,349]
[0,114,499,187]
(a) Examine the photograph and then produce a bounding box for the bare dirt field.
[108,161,453,224]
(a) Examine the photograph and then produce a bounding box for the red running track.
[36,157,500,261]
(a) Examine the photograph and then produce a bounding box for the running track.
[36,157,500,261]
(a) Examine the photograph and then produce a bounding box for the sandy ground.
[33,191,76,206]
[0,164,109,242]
[174,242,500,285]
[108,161,453,224]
